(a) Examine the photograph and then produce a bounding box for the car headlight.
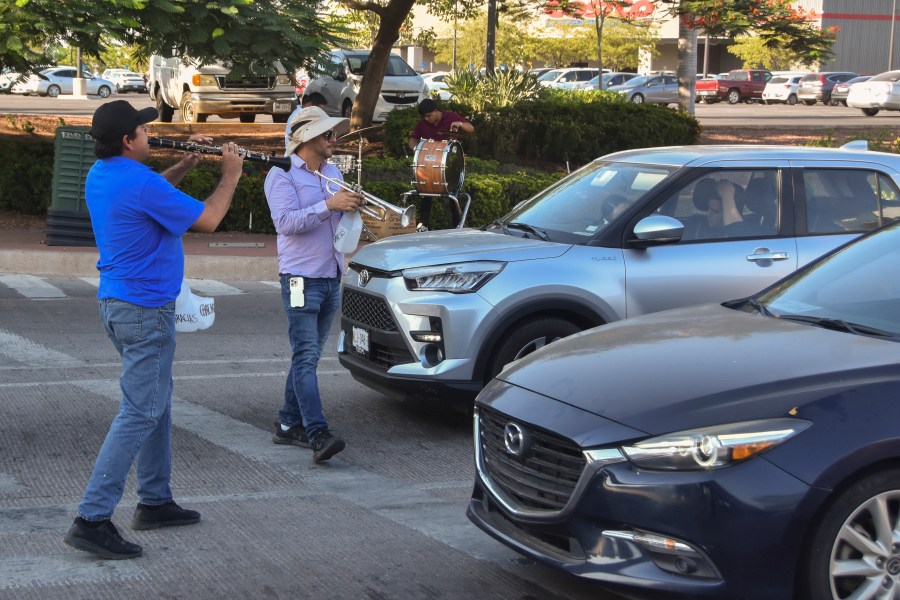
[402,261,505,293]
[621,418,811,470]
[191,74,219,87]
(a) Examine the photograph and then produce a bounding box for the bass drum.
[413,139,464,196]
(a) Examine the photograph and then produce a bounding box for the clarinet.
[148,137,291,172]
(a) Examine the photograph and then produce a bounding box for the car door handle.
[746,251,789,262]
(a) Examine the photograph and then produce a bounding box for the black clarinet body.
[147,137,291,172]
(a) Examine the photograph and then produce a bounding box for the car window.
[655,169,780,241]
[385,56,417,76]
[538,70,562,82]
[770,77,788,84]
[803,169,898,233]
[870,71,900,83]
[504,161,675,240]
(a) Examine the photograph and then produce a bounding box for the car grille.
[216,75,275,89]
[477,406,586,512]
[342,289,397,331]
[381,92,418,105]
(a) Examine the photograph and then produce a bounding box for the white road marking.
[0,274,65,298]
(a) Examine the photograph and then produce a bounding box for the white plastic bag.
[174,280,215,332]
[333,210,363,254]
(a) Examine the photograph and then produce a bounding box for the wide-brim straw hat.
[285,106,350,157]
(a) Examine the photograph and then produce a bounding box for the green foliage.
[444,69,542,112]
[805,130,900,154]
[728,35,805,71]
[0,137,53,214]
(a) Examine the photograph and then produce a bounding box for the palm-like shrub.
[445,69,541,112]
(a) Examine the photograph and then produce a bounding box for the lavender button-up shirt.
[264,154,345,278]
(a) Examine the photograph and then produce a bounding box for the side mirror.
[332,70,346,82]
[629,215,684,247]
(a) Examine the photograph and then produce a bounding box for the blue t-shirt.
[86,156,205,307]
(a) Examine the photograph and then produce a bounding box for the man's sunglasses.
[322,130,337,142]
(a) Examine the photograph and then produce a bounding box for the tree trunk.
[352,0,417,129]
[594,14,604,88]
[676,14,697,114]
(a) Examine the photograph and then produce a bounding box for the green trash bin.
[46,125,96,246]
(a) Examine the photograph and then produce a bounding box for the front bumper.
[192,93,296,116]
[468,386,822,600]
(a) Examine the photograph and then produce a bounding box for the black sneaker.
[131,501,200,530]
[272,420,309,448]
[310,429,345,463]
[64,517,142,560]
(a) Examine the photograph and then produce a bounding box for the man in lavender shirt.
[264,106,363,462]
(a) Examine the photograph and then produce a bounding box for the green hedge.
[0,137,54,214]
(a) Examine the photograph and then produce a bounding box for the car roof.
[602,143,900,168]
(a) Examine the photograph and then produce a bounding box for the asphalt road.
[1,91,899,128]
[0,275,631,600]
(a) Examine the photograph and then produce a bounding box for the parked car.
[829,75,871,106]
[338,142,899,404]
[798,71,858,105]
[527,67,554,79]
[761,73,807,105]
[305,50,425,122]
[467,217,900,600]
[422,71,451,101]
[566,72,638,90]
[0,71,19,94]
[695,69,772,104]
[101,69,146,93]
[608,74,678,104]
[11,67,114,98]
[847,70,900,116]
[536,68,599,89]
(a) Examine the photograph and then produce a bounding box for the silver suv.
[339,143,900,403]
[306,49,426,122]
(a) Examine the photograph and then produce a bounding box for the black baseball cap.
[418,98,438,115]
[89,100,158,143]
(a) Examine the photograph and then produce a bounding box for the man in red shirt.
[408,98,474,151]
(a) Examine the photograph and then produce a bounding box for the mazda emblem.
[358,269,370,287]
[504,422,527,456]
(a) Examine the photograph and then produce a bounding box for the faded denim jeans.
[78,298,176,520]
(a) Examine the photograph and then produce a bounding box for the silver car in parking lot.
[338,143,900,404]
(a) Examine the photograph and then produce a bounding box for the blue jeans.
[278,274,340,439]
[78,298,176,521]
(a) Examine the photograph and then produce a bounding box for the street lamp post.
[890,0,898,70]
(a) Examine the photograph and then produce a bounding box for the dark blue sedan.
[468,220,900,599]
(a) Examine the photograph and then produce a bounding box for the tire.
[180,92,207,123]
[155,91,175,122]
[803,100,816,106]
[862,108,880,117]
[787,94,798,106]
[486,317,582,383]
[239,114,256,123]
[47,85,61,98]
[630,93,644,104]
[116,84,124,94]
[727,88,741,104]
[272,113,289,123]
[801,469,900,600]
[97,85,111,99]
[822,93,832,105]
[341,99,353,118]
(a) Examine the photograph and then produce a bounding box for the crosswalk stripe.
[78,276,100,288]
[0,328,82,368]
[0,274,65,298]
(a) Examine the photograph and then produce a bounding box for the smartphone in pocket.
[289,277,305,308]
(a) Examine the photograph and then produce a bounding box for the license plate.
[273,101,292,113]
[352,326,369,355]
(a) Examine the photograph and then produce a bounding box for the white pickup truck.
[148,55,297,123]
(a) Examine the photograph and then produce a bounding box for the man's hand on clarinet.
[178,134,213,169]
[326,189,365,213]
[219,142,245,179]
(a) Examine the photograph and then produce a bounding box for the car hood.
[496,303,900,436]
[350,229,570,271]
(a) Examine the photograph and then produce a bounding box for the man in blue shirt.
[63,100,244,560]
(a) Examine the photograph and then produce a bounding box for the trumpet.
[148,137,292,172]
[314,170,416,228]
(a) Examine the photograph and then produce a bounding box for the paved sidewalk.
[0,225,282,280]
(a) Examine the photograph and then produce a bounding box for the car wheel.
[788,94,798,106]
[47,85,61,98]
[239,114,256,123]
[97,86,111,98]
[272,113,289,123]
[342,99,353,118]
[156,91,175,122]
[486,317,582,383]
[727,88,741,104]
[801,469,900,600]
[180,92,208,123]
[630,93,644,104]
[803,100,816,106]
[862,108,880,117]
[116,84,124,94]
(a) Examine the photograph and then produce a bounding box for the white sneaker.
[416,223,428,233]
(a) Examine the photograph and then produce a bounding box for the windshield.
[757,221,900,337]
[621,76,648,87]
[770,77,788,84]
[871,71,900,83]
[345,54,417,77]
[538,70,562,82]
[496,161,676,242]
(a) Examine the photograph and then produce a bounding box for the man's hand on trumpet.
[326,189,365,213]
